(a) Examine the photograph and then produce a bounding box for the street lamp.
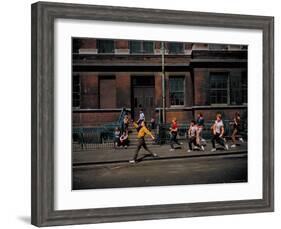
[161,41,166,124]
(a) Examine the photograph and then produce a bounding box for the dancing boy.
[196,112,205,145]
[231,112,244,148]
[169,118,182,151]
[187,120,204,152]
[129,121,158,164]
[211,113,229,152]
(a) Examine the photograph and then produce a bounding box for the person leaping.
[129,120,158,164]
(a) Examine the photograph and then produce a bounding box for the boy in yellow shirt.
[129,121,158,163]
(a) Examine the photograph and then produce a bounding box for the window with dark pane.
[143,41,154,53]
[130,41,141,53]
[72,75,81,108]
[168,42,184,54]
[132,76,155,86]
[209,72,228,104]
[169,76,185,106]
[209,44,228,50]
[130,41,154,53]
[97,39,114,53]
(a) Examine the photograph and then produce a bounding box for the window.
[132,76,155,86]
[130,41,154,53]
[209,72,248,105]
[72,75,81,108]
[209,44,228,50]
[169,76,185,106]
[168,42,184,54]
[209,72,228,104]
[97,39,114,53]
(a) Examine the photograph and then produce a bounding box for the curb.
[73,150,247,167]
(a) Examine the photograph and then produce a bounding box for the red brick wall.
[166,110,193,124]
[116,40,129,49]
[80,74,99,109]
[73,111,120,127]
[194,69,209,106]
[99,77,117,108]
[116,73,131,108]
[185,72,193,107]
[155,73,162,107]
[80,39,96,49]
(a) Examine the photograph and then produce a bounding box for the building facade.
[72,38,247,127]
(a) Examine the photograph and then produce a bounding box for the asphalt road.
[72,153,247,190]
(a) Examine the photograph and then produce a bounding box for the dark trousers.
[133,137,153,160]
[188,136,200,150]
[211,133,226,148]
[170,132,180,149]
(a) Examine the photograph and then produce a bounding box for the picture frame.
[31,1,274,227]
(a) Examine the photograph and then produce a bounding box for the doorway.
[132,75,155,122]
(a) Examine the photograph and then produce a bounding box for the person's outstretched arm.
[144,127,155,140]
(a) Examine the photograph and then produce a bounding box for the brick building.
[72,38,247,127]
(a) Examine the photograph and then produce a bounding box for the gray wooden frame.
[31,1,274,227]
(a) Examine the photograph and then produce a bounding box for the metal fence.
[72,119,247,151]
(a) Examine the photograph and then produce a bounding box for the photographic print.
[72,38,248,190]
[31,2,274,226]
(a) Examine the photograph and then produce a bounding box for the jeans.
[188,136,200,150]
[211,133,226,148]
[170,132,180,149]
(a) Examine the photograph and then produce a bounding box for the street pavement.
[73,141,247,165]
[72,141,247,190]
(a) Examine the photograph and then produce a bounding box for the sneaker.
[180,142,183,145]
[152,153,158,157]
[187,149,191,153]
[239,138,244,143]
[201,145,205,151]
[225,144,229,150]
[211,148,216,152]
[231,144,236,148]
[194,146,199,150]
[129,160,136,164]
[125,145,128,149]
[170,148,175,152]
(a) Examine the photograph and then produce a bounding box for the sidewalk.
[73,141,247,166]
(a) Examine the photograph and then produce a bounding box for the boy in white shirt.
[137,109,145,125]
[187,120,204,153]
[211,114,229,152]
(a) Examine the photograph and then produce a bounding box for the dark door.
[99,77,116,108]
[132,76,155,121]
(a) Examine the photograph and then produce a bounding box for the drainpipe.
[161,41,166,124]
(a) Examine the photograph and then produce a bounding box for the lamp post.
[161,41,166,124]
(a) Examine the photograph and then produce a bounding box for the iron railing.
[73,117,247,151]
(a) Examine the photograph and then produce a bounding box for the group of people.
[169,112,243,153]
[114,108,244,164]
[114,114,130,149]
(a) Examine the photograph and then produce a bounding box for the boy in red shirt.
[169,118,182,151]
